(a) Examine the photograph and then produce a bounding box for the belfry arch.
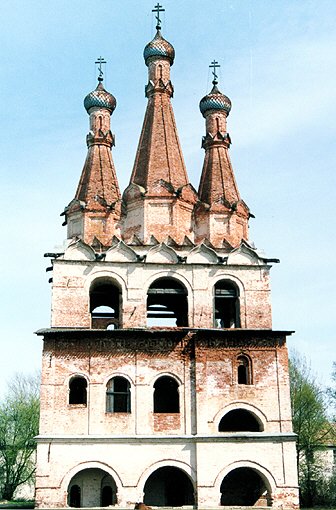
[90,278,121,329]
[214,280,240,328]
[147,277,188,326]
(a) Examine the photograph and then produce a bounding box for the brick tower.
[35,9,299,510]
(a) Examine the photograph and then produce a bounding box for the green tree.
[289,352,332,507]
[0,373,40,501]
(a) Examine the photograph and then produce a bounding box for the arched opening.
[68,468,117,508]
[147,277,188,327]
[69,485,81,508]
[144,467,195,507]
[154,376,179,413]
[90,279,121,329]
[69,376,87,405]
[214,280,240,328]
[220,467,272,506]
[237,354,252,384]
[218,409,263,432]
[101,486,112,507]
[106,376,131,413]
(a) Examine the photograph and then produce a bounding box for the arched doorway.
[144,466,194,507]
[68,468,117,507]
[220,467,272,506]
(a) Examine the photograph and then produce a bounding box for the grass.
[0,501,34,509]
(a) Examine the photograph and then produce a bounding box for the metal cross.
[152,3,165,29]
[95,56,106,81]
[209,59,220,84]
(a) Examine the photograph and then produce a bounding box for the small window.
[237,354,252,385]
[214,280,240,328]
[154,376,179,413]
[106,377,131,413]
[69,376,87,405]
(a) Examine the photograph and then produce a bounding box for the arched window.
[237,354,252,385]
[90,279,121,329]
[69,376,87,405]
[147,278,188,327]
[214,280,240,328]
[154,376,179,413]
[106,377,131,413]
[218,409,263,432]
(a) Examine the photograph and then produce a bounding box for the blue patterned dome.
[143,29,175,66]
[84,80,116,113]
[199,84,231,117]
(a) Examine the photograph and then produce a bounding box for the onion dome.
[199,82,231,117]
[143,29,175,66]
[84,78,116,113]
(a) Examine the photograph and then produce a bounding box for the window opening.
[237,354,252,384]
[90,280,121,329]
[218,409,262,432]
[106,377,131,413]
[147,278,188,327]
[154,376,179,413]
[214,280,240,328]
[69,377,87,405]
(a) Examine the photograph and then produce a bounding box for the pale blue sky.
[0,0,335,395]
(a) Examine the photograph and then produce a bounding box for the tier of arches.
[89,276,241,329]
[67,464,273,508]
[68,371,263,433]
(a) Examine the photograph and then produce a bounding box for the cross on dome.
[152,3,165,30]
[209,59,220,85]
[95,56,106,82]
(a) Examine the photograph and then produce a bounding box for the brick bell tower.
[35,6,299,510]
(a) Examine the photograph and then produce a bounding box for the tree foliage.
[0,373,40,501]
[289,352,333,507]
